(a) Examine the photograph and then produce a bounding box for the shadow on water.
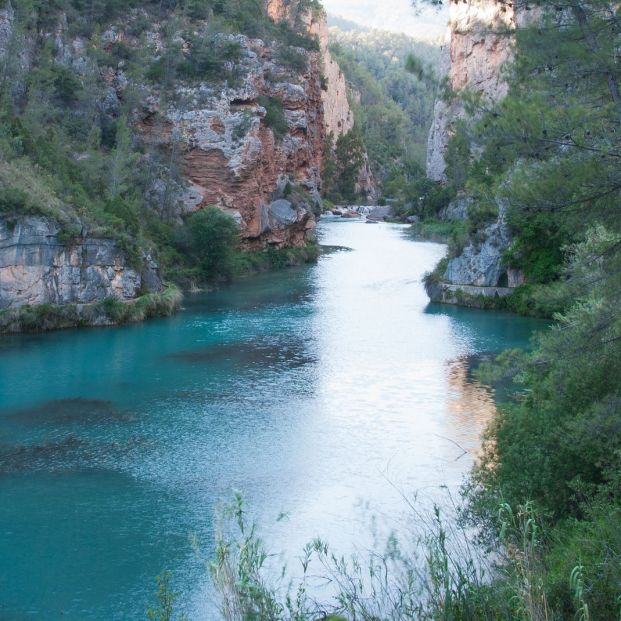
[0,435,151,475]
[4,398,135,426]
[425,301,550,350]
[166,338,316,370]
[184,267,314,316]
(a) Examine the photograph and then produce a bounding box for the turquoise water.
[0,220,545,620]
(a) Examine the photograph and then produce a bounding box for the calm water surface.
[0,220,544,620]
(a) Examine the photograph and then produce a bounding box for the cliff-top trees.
[411,1,621,616]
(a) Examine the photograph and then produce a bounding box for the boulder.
[268,199,298,229]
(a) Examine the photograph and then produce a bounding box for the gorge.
[2,0,621,619]
[0,0,374,328]
[0,217,545,620]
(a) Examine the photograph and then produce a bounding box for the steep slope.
[425,0,534,305]
[266,0,376,200]
[427,0,517,182]
[0,0,369,329]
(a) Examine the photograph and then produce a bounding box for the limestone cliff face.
[134,31,324,250]
[266,0,353,139]
[425,0,534,302]
[135,1,374,251]
[0,1,372,320]
[0,217,161,311]
[0,11,161,314]
[310,15,354,139]
[267,0,375,200]
[427,0,517,181]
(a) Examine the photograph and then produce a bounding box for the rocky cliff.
[138,33,323,250]
[267,0,375,198]
[0,0,372,326]
[427,0,517,182]
[137,0,373,250]
[425,0,531,303]
[0,218,161,311]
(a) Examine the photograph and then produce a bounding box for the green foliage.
[323,129,366,203]
[146,571,188,621]
[444,122,471,191]
[0,186,31,214]
[328,26,440,199]
[410,219,465,245]
[176,35,243,81]
[275,45,308,73]
[204,493,608,621]
[232,242,320,276]
[179,208,239,283]
[258,95,288,140]
[451,0,621,289]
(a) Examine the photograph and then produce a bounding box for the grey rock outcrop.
[444,203,511,287]
[427,0,518,181]
[434,199,524,295]
[439,194,472,221]
[0,217,162,310]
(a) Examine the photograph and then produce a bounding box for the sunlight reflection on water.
[0,219,546,620]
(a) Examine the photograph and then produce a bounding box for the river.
[0,218,544,620]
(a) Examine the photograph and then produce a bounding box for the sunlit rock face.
[0,217,161,310]
[269,0,376,201]
[134,0,374,250]
[427,0,518,181]
[134,30,324,250]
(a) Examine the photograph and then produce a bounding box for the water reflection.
[0,220,546,621]
[445,355,497,458]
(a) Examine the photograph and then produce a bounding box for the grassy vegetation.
[0,285,182,334]
[233,243,320,276]
[258,96,289,141]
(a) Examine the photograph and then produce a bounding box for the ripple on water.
[0,220,548,621]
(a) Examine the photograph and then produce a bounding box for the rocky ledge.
[0,216,163,316]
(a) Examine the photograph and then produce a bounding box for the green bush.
[179,208,240,282]
[0,187,31,214]
[258,96,288,140]
[276,46,308,73]
[104,197,140,235]
[50,65,83,105]
[467,198,498,238]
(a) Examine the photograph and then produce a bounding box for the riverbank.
[0,285,183,334]
[413,222,562,319]
[0,243,321,335]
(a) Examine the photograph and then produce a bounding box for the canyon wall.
[0,217,161,311]
[136,0,374,250]
[0,0,374,322]
[427,0,517,181]
[267,0,375,199]
[425,0,534,302]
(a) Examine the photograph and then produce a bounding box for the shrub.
[50,65,83,105]
[276,45,308,73]
[0,187,31,214]
[258,96,288,140]
[104,197,140,235]
[179,207,239,282]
